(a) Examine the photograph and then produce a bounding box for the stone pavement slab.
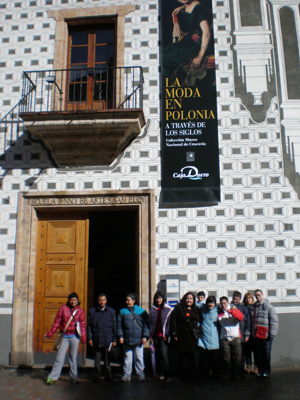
[0,367,300,400]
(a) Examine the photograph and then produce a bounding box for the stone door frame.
[10,190,155,366]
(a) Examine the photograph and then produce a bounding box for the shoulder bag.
[53,309,78,351]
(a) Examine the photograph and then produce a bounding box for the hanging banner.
[160,0,220,205]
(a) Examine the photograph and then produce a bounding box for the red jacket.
[47,304,86,344]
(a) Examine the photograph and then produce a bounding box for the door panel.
[34,212,88,353]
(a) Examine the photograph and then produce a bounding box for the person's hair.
[67,292,80,305]
[206,295,216,306]
[243,292,254,305]
[153,291,166,307]
[197,291,206,298]
[97,293,107,300]
[220,296,228,303]
[181,292,197,312]
[232,291,241,299]
[126,292,138,304]
[255,289,263,295]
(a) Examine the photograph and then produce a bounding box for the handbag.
[52,309,78,351]
[75,321,82,338]
[192,326,201,340]
[256,326,269,339]
[53,333,64,351]
[188,318,201,340]
[254,307,269,339]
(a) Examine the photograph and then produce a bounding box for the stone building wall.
[0,0,299,366]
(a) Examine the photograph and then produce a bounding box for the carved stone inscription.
[27,195,145,206]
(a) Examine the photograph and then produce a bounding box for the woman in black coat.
[170,292,199,379]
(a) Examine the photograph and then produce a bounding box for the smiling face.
[221,299,228,310]
[207,302,215,310]
[126,296,135,308]
[255,291,263,302]
[156,296,163,306]
[69,297,78,307]
[185,294,194,307]
[245,295,253,305]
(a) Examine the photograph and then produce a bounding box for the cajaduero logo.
[173,166,209,181]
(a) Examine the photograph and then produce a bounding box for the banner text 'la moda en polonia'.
[160,0,220,205]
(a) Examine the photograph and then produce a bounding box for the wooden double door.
[34,212,88,353]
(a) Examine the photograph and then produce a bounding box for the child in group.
[117,293,150,382]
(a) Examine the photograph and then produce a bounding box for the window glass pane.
[70,46,88,64]
[95,29,114,44]
[69,66,88,83]
[68,83,87,101]
[95,45,114,63]
[71,31,89,45]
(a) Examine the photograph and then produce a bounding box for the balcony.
[2,67,145,167]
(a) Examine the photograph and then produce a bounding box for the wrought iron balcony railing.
[20,66,144,113]
[0,66,144,157]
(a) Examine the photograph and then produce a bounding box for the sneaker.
[256,372,262,378]
[159,375,165,380]
[121,375,131,382]
[138,375,145,382]
[262,373,270,378]
[70,379,79,384]
[46,378,56,385]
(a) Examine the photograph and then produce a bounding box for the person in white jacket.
[218,296,244,380]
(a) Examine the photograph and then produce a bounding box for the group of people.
[45,288,279,385]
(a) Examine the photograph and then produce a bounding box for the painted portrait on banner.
[160,0,220,206]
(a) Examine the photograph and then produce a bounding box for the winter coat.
[117,305,150,346]
[197,304,219,350]
[170,303,199,353]
[249,299,279,338]
[87,306,116,347]
[149,303,172,337]
[231,302,250,342]
[218,306,244,340]
[47,304,86,344]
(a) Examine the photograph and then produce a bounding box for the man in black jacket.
[87,293,117,382]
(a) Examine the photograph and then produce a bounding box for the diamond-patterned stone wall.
[0,0,300,315]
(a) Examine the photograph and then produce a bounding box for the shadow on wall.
[0,130,55,171]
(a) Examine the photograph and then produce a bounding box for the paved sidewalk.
[1,366,299,400]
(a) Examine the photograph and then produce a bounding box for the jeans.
[48,336,80,381]
[123,344,145,378]
[153,336,170,378]
[221,337,241,378]
[254,337,273,374]
[94,347,111,378]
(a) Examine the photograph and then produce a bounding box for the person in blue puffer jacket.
[117,293,150,382]
[197,295,220,378]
